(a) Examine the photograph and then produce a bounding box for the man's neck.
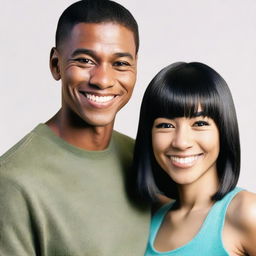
[46,110,114,151]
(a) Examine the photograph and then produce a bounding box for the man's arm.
[0,177,36,255]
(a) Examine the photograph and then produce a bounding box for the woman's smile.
[168,153,204,168]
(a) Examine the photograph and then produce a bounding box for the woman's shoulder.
[227,189,256,226]
[227,189,256,255]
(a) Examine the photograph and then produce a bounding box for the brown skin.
[48,23,137,150]
[153,191,256,255]
[223,190,256,255]
[152,116,256,255]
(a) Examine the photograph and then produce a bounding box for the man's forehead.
[62,22,137,56]
[70,22,135,40]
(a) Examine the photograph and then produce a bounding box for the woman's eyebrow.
[191,111,206,117]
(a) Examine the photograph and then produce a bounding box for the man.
[0,1,150,255]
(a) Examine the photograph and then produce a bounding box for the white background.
[1,0,256,192]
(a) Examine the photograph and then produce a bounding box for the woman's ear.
[50,47,61,81]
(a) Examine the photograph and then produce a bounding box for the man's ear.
[50,47,61,81]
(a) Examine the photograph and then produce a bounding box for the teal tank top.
[144,187,243,256]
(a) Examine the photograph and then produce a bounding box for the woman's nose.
[171,127,193,150]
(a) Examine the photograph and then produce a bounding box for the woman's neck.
[176,170,219,211]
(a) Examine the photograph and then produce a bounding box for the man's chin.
[80,115,116,128]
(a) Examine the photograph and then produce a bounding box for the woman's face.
[152,112,220,186]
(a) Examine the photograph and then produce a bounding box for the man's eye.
[113,61,130,67]
[194,121,209,127]
[74,58,94,64]
[155,123,174,129]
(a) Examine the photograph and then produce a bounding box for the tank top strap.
[193,187,244,251]
[145,187,244,255]
[148,201,176,246]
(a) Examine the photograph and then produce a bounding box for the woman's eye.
[194,121,209,127]
[155,123,174,129]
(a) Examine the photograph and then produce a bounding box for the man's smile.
[85,93,115,103]
[78,90,120,108]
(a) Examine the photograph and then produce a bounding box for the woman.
[133,62,256,255]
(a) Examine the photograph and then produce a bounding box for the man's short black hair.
[133,62,240,202]
[55,0,139,53]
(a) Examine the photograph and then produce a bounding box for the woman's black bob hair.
[133,62,240,202]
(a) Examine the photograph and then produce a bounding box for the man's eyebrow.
[113,52,134,60]
[71,48,96,58]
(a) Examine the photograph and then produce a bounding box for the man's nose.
[89,64,115,89]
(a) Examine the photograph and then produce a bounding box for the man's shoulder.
[0,124,49,175]
[113,130,134,146]
[112,131,135,164]
[0,131,34,166]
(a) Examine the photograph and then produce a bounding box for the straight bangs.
[146,64,222,124]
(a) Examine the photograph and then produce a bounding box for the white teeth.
[85,93,114,103]
[170,155,200,164]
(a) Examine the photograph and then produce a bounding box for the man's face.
[53,22,137,127]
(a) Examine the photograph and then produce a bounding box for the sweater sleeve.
[0,177,36,256]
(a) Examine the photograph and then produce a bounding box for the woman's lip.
[168,153,204,168]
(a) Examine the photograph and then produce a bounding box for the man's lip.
[78,91,118,107]
[78,90,118,97]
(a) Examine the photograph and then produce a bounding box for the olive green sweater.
[0,124,150,256]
